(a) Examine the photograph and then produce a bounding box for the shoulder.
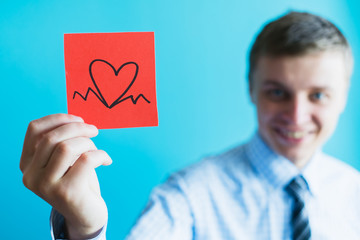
[320,152,360,178]
[317,152,360,189]
[162,143,256,197]
[176,144,247,179]
[312,153,360,215]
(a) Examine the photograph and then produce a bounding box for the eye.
[266,88,288,101]
[310,91,327,102]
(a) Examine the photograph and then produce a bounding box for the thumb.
[66,150,112,180]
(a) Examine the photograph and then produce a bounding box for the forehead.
[253,51,348,90]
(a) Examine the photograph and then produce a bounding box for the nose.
[283,95,311,125]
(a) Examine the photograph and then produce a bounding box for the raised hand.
[20,114,112,239]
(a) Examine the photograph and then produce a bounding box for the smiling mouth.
[275,128,311,142]
[282,130,305,139]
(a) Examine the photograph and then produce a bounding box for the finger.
[32,122,98,169]
[44,137,98,182]
[20,114,84,172]
[65,150,112,181]
[23,114,84,155]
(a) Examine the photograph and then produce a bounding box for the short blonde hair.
[248,11,353,90]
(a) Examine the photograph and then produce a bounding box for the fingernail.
[71,115,84,122]
[89,124,98,130]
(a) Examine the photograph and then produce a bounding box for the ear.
[249,82,257,104]
[339,80,350,113]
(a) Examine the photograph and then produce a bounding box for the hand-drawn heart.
[89,59,139,108]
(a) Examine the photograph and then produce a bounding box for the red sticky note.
[64,32,158,129]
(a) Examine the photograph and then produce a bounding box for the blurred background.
[1,0,359,238]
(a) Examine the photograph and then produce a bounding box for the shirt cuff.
[50,208,107,240]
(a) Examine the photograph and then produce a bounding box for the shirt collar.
[301,150,323,197]
[245,132,318,194]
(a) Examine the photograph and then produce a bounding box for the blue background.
[1,0,360,239]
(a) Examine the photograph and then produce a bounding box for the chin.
[277,146,315,165]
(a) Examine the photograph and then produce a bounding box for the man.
[20,11,360,239]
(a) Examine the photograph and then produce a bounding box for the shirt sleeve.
[125,174,194,240]
[50,208,107,240]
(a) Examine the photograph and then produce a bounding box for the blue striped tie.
[286,176,311,240]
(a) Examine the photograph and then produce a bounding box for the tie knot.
[285,175,308,200]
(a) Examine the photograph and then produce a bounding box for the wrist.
[65,220,105,240]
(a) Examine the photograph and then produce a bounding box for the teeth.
[284,131,305,139]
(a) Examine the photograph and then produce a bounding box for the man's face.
[251,51,349,168]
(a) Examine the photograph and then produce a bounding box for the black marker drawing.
[73,59,151,109]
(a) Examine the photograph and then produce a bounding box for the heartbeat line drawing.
[73,59,151,109]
